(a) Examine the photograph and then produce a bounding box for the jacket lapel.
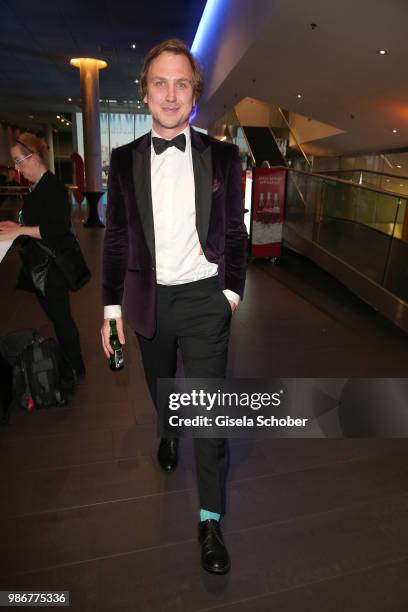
[132,133,155,264]
[191,127,212,249]
[130,127,213,261]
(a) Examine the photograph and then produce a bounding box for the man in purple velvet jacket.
[101,39,247,574]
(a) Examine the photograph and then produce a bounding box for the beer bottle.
[109,319,124,371]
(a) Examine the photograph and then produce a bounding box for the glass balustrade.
[285,170,408,302]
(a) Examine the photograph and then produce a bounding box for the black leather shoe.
[157,438,179,471]
[198,519,230,574]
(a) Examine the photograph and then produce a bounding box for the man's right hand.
[101,318,126,358]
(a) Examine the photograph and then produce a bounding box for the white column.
[70,58,107,192]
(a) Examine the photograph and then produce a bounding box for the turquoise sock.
[200,508,220,522]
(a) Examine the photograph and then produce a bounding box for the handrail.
[268,126,288,167]
[380,154,394,169]
[320,168,408,182]
[233,106,256,166]
[276,106,312,169]
[286,166,408,201]
[240,128,256,166]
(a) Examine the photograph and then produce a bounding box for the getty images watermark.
[167,387,308,429]
[157,378,408,438]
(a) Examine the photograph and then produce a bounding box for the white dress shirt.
[104,125,239,320]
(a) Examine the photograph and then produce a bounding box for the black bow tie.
[152,133,186,155]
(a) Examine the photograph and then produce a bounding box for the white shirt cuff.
[223,289,240,308]
[104,305,122,319]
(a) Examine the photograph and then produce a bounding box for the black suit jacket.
[102,127,248,338]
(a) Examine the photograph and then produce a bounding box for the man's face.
[144,51,196,138]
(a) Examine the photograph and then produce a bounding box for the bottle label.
[114,348,124,368]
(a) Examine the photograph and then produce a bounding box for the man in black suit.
[101,39,247,574]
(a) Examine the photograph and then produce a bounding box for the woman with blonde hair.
[0,132,85,378]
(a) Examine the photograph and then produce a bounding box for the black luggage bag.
[0,330,76,420]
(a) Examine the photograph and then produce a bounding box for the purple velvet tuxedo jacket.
[102,127,248,338]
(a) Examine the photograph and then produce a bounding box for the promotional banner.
[251,167,286,257]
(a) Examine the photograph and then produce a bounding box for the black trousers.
[37,288,85,376]
[137,276,232,514]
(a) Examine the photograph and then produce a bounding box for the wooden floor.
[1,202,408,611]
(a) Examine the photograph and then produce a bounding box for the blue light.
[190,105,197,122]
[191,0,224,57]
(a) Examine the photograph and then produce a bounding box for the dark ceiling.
[0,0,206,123]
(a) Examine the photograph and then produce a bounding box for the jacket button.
[151,266,155,271]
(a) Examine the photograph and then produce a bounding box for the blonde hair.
[15,132,49,166]
[139,38,204,104]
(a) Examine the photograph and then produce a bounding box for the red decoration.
[71,152,85,204]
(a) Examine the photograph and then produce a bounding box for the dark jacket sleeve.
[224,145,248,299]
[102,148,129,306]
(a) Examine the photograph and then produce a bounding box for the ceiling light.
[57,115,60,119]
[400,184,404,187]
[68,97,72,102]
[297,93,302,99]
[386,179,390,182]
[396,164,402,168]
[130,43,136,49]
[70,58,107,69]
[377,49,388,55]
[392,129,398,133]
[134,79,139,83]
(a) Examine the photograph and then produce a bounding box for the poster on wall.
[251,167,286,258]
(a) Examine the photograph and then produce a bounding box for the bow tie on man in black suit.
[152,133,186,154]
